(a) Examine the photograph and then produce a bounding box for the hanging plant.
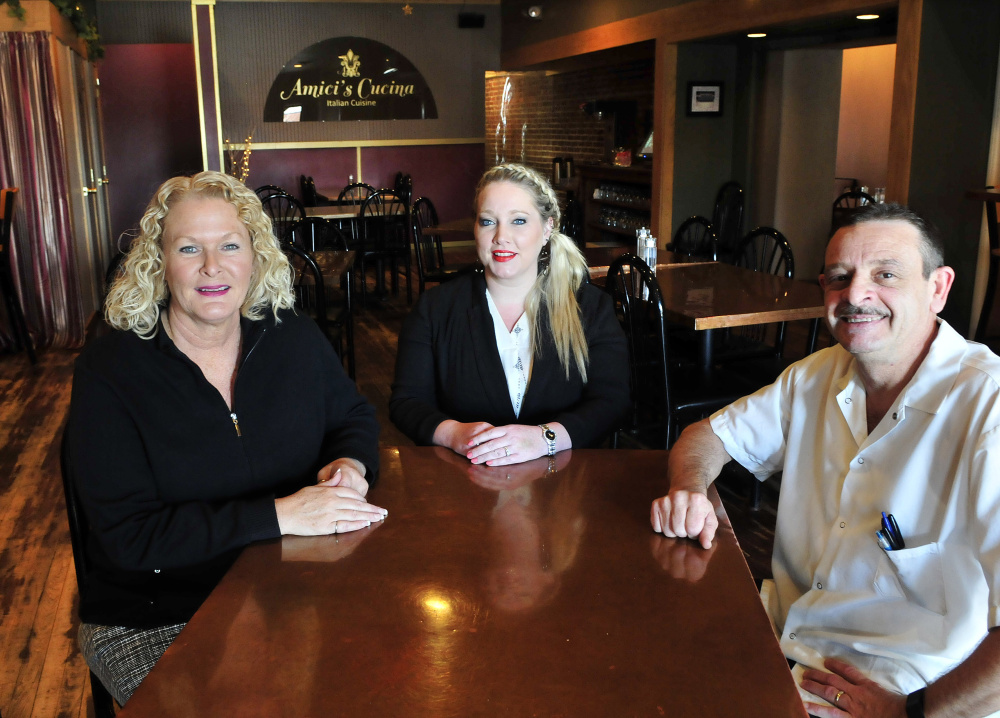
[3,0,104,60]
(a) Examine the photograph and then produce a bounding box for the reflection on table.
[120,447,805,718]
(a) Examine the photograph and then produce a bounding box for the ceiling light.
[747,32,767,38]
[526,5,542,19]
[857,14,880,20]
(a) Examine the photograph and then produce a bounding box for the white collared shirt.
[711,320,1000,699]
[486,289,532,418]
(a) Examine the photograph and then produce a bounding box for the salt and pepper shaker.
[636,227,657,274]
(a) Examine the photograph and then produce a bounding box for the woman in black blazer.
[390,163,629,465]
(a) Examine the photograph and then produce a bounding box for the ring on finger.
[834,690,844,704]
[333,520,339,534]
[504,446,510,457]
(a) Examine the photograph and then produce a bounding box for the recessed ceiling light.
[747,32,767,38]
[527,6,543,19]
[293,63,302,68]
[857,14,880,20]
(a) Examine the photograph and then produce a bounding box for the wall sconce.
[526,5,543,19]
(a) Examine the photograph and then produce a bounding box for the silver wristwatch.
[539,424,557,456]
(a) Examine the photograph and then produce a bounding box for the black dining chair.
[411,197,474,293]
[607,254,749,449]
[712,181,744,263]
[254,185,286,202]
[337,183,376,243]
[831,190,876,236]
[0,187,36,363]
[337,182,376,207]
[715,227,798,387]
[299,176,332,208]
[668,215,717,260]
[283,243,354,379]
[360,189,411,305]
[289,217,349,253]
[59,427,120,718]
[261,193,305,245]
[393,172,413,208]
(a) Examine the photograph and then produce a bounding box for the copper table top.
[120,448,805,717]
[655,262,824,330]
[294,249,355,288]
[305,205,363,220]
[421,216,475,237]
[586,247,714,279]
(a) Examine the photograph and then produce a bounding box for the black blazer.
[390,272,630,448]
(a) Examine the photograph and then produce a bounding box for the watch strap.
[905,687,925,718]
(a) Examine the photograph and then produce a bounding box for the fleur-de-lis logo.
[339,49,361,78]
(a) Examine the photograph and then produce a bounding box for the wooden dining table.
[420,215,475,239]
[305,205,363,220]
[118,447,805,718]
[651,262,825,367]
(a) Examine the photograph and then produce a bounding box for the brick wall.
[484,59,654,180]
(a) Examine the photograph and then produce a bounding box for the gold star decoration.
[402,4,413,15]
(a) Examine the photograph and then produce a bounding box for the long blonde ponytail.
[476,164,590,380]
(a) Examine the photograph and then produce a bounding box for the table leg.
[700,328,714,370]
[806,318,820,355]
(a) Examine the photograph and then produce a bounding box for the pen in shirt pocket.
[875,511,906,551]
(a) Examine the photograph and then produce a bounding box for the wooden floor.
[0,267,802,717]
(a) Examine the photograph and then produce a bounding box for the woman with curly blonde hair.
[390,163,630,465]
[105,171,294,335]
[70,171,385,706]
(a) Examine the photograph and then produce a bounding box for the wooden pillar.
[191,0,224,172]
[651,39,677,242]
[886,0,922,204]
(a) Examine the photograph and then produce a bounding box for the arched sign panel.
[263,37,437,122]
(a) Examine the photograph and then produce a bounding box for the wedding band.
[834,690,844,704]
[333,520,339,534]
[504,446,510,457]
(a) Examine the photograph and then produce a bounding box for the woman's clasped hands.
[275,458,387,537]
[433,419,560,466]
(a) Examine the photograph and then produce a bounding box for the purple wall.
[361,144,484,223]
[248,143,485,223]
[100,44,202,246]
[245,147,357,203]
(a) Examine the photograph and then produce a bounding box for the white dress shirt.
[711,320,1000,700]
[486,289,532,418]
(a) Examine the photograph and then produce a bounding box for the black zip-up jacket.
[69,309,378,628]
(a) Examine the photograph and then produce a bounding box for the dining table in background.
[651,262,825,367]
[585,246,714,279]
[119,447,806,718]
[304,205,363,221]
[419,215,476,241]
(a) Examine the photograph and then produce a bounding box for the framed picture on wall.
[687,82,723,116]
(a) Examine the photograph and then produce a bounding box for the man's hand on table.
[801,659,907,718]
[650,489,718,549]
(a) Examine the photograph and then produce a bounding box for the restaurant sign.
[263,37,437,122]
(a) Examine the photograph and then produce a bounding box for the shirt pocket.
[872,541,946,616]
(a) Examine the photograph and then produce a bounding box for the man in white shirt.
[651,204,1000,718]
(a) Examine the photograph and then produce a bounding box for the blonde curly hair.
[475,163,590,381]
[104,171,294,337]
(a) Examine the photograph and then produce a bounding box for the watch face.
[544,428,556,441]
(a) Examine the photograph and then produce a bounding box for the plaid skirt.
[78,622,185,705]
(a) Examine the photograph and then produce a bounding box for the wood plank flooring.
[0,268,793,717]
